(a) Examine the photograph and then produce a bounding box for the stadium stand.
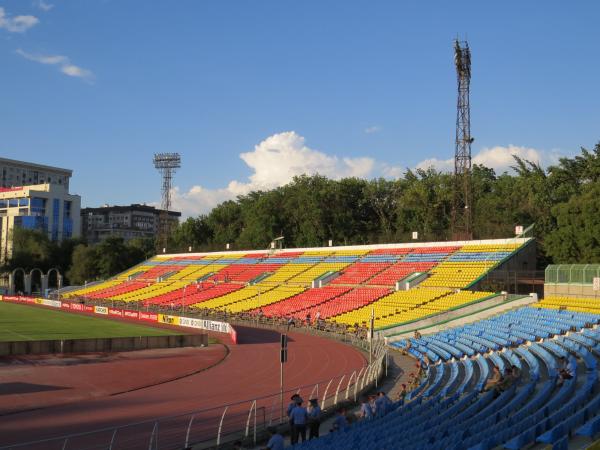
[291,305,600,449]
[64,238,532,330]
[536,296,600,314]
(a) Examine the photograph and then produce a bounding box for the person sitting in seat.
[495,368,514,396]
[263,426,284,450]
[558,356,576,386]
[511,364,521,384]
[484,366,502,392]
[331,408,349,432]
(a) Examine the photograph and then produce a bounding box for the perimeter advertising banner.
[157,314,181,326]
[2,296,237,343]
[94,306,108,315]
[178,317,231,334]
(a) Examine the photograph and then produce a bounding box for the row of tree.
[4,142,599,285]
[169,143,600,265]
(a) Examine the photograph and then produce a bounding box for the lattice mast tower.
[153,153,181,252]
[451,39,474,240]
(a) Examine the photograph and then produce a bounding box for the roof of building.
[0,157,72,175]
[81,203,181,217]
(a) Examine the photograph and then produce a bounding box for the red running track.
[0,326,366,449]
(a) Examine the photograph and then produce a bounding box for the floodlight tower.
[153,153,181,251]
[451,39,474,240]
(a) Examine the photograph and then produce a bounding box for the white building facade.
[0,183,81,263]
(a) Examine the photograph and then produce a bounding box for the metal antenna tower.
[153,153,181,251]
[451,39,473,240]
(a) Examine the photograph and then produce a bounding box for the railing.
[1,348,386,450]
[65,295,373,350]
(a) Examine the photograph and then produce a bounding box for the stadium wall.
[468,238,537,291]
[0,333,208,356]
[384,294,536,341]
[378,293,535,339]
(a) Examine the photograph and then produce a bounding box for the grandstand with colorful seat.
[64,237,534,330]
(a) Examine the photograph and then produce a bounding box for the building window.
[52,198,60,241]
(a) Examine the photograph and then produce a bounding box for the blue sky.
[1,1,599,216]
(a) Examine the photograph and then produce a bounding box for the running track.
[0,325,366,449]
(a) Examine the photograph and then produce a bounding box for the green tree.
[67,244,100,285]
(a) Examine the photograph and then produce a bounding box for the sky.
[1,1,599,217]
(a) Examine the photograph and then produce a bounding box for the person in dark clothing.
[289,399,308,444]
[307,398,321,439]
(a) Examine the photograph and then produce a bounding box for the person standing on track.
[290,398,308,444]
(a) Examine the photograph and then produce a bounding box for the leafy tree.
[67,244,100,285]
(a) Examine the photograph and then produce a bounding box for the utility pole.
[451,39,474,240]
[280,333,288,422]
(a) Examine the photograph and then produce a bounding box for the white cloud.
[364,125,382,134]
[0,7,39,32]
[165,134,561,218]
[415,157,454,172]
[34,1,54,11]
[416,145,558,173]
[169,131,376,217]
[16,49,95,82]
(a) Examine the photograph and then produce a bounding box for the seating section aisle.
[293,306,600,450]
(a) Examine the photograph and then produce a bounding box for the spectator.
[396,384,408,403]
[495,368,514,396]
[359,396,373,420]
[307,398,321,439]
[305,312,311,326]
[414,330,422,339]
[484,366,502,392]
[287,316,295,330]
[287,394,301,424]
[375,391,391,418]
[264,426,284,450]
[368,394,377,416]
[511,365,521,384]
[315,310,321,323]
[331,408,349,432]
[558,356,576,386]
[290,398,308,444]
[422,354,430,369]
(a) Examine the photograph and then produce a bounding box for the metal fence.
[1,341,387,450]
[545,264,600,285]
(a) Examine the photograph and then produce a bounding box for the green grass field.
[0,302,185,342]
